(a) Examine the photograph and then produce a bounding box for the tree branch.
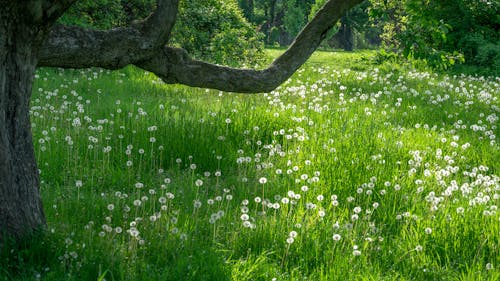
[39,0,363,93]
[137,0,365,93]
[38,0,179,69]
[137,0,179,48]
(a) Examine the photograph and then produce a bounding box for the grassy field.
[1,50,499,280]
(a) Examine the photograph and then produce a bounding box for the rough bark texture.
[0,2,53,241]
[39,0,179,69]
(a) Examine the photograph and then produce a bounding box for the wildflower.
[332,234,341,241]
[193,200,202,208]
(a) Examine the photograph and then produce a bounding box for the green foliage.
[308,0,326,19]
[476,42,500,68]
[370,0,499,70]
[171,0,265,67]
[283,0,307,37]
[58,0,155,29]
[242,0,316,45]
[59,0,265,67]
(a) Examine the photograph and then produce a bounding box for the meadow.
[1,50,498,280]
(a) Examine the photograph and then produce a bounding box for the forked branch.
[39,0,179,69]
[39,0,364,93]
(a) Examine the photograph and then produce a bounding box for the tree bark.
[0,4,52,241]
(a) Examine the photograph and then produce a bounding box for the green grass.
[1,50,499,280]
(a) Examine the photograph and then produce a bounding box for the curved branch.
[137,47,279,93]
[138,0,179,47]
[38,0,179,69]
[39,0,363,93]
[137,0,364,93]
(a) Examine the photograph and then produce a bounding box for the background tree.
[245,0,316,45]
[369,0,499,69]
[0,0,364,241]
[310,0,375,51]
[238,0,255,22]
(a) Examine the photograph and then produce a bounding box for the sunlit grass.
[1,50,498,281]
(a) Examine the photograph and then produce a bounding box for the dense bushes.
[371,0,499,70]
[171,0,264,67]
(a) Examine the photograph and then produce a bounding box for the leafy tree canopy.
[370,0,499,69]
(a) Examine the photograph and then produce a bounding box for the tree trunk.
[0,9,47,241]
[339,17,353,51]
